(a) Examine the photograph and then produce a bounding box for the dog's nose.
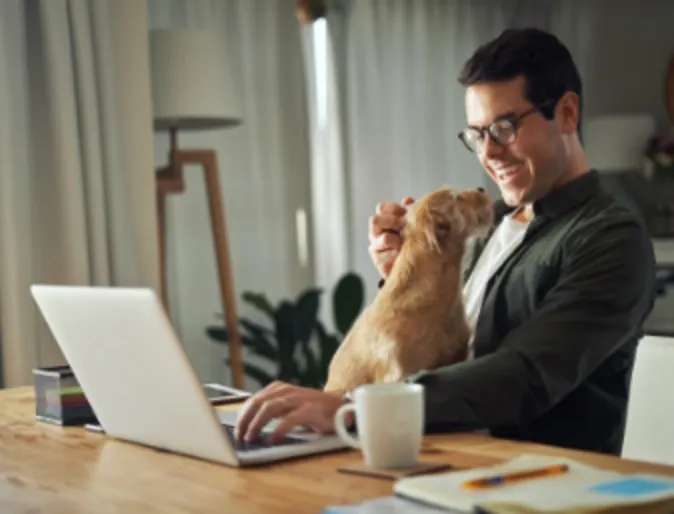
[476,187,485,193]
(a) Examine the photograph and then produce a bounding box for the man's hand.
[234,381,346,444]
[368,196,414,278]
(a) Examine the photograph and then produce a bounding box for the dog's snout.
[476,187,485,193]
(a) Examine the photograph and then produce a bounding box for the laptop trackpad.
[217,409,325,441]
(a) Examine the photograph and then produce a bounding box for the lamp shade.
[150,29,242,131]
[583,114,656,172]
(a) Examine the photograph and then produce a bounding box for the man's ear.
[556,91,580,135]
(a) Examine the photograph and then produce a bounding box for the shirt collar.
[492,169,601,223]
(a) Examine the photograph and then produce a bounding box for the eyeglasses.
[458,100,556,153]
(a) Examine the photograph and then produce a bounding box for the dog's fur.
[323,186,493,393]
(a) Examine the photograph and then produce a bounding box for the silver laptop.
[30,284,347,466]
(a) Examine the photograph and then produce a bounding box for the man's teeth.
[496,166,520,179]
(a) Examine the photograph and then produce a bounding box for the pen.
[462,463,569,490]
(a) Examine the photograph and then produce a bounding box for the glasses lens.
[489,119,516,146]
[459,128,481,152]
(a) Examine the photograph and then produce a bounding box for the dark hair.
[458,28,583,133]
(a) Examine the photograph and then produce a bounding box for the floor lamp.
[150,29,245,389]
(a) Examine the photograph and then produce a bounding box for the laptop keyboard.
[223,424,306,452]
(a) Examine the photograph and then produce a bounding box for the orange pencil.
[461,463,569,490]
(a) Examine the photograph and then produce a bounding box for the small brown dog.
[323,186,493,393]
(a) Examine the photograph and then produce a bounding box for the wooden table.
[1,386,674,513]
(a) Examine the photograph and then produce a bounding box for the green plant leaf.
[207,325,249,345]
[240,317,273,336]
[209,274,365,388]
[239,318,278,360]
[241,291,276,318]
[315,320,340,380]
[333,272,365,335]
[299,342,322,388]
[205,326,227,342]
[207,326,276,361]
[242,338,277,361]
[226,359,275,387]
[274,301,298,381]
[294,288,322,344]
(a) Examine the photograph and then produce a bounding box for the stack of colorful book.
[33,365,97,426]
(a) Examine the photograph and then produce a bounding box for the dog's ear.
[423,222,441,253]
[417,187,464,252]
[424,206,460,252]
[433,218,452,240]
[427,194,468,251]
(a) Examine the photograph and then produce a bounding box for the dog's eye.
[436,221,451,233]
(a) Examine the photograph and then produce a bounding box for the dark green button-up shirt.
[407,170,657,454]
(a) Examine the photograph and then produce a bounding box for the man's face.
[464,76,568,207]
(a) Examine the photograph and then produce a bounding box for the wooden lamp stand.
[156,127,244,389]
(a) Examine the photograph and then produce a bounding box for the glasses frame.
[458,100,557,153]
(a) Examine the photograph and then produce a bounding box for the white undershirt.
[463,214,529,359]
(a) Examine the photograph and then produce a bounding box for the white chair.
[621,334,674,464]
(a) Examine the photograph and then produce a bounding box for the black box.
[33,365,97,426]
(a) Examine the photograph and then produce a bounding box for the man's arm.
[405,219,657,431]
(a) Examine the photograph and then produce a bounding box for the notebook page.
[394,454,674,512]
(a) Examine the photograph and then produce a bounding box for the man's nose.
[480,133,504,160]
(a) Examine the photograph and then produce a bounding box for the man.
[234,27,656,454]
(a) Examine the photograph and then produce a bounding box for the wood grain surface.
[0,386,673,513]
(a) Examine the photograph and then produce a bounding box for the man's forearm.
[406,348,544,431]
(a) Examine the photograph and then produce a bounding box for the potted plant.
[206,272,365,388]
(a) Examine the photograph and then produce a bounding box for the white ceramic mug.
[334,382,424,468]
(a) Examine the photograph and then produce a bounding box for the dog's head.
[404,187,493,253]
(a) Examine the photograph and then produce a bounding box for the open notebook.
[393,454,674,514]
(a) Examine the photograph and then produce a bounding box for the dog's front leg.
[377,361,406,383]
[323,352,373,392]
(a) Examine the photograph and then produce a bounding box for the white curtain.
[301,19,351,331]
[0,0,159,387]
[148,0,314,386]
[310,0,594,302]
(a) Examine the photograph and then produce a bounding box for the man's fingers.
[234,381,289,439]
[234,395,263,440]
[244,397,295,442]
[267,403,332,443]
[376,201,407,217]
[368,233,401,279]
[369,215,404,241]
[266,405,308,443]
[375,232,402,252]
[369,233,402,258]
[370,199,412,242]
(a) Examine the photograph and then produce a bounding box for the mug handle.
[334,403,360,449]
